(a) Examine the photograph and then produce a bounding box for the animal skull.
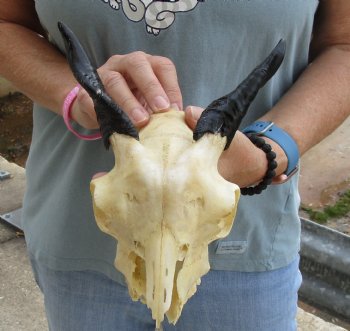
[58,22,285,327]
[91,110,239,325]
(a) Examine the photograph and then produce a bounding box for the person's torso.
[24,0,318,278]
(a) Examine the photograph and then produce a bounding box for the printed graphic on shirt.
[101,0,204,35]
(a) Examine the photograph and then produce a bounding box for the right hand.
[70,51,183,129]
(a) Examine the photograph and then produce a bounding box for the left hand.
[185,106,288,187]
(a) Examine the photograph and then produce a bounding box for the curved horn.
[193,40,286,150]
[58,22,139,149]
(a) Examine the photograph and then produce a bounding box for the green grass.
[302,190,350,224]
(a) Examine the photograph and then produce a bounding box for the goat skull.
[91,110,239,325]
[58,22,285,327]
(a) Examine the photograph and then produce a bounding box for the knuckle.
[110,54,122,62]
[103,54,122,69]
[154,56,175,72]
[165,85,181,96]
[126,51,148,67]
[129,50,147,59]
[103,71,124,90]
[142,80,161,95]
[119,95,137,111]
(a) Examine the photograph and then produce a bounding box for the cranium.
[58,22,285,327]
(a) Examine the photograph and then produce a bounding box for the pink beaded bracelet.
[62,84,102,140]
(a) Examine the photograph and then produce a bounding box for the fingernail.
[153,96,170,111]
[190,106,202,121]
[131,108,148,123]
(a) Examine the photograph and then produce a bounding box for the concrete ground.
[0,236,47,331]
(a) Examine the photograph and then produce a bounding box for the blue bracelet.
[242,121,299,176]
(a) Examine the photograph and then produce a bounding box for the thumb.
[184,105,204,130]
[71,88,99,129]
[92,172,108,180]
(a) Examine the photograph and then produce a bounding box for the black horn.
[193,40,286,150]
[58,22,139,149]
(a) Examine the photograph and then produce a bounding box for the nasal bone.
[145,229,179,328]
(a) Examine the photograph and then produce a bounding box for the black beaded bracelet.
[241,134,278,196]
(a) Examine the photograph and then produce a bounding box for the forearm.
[0,22,76,114]
[191,46,350,187]
[261,45,350,156]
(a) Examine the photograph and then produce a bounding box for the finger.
[150,56,183,110]
[106,52,171,113]
[99,69,149,127]
[170,103,180,111]
[184,105,204,130]
[132,89,153,114]
[70,88,99,129]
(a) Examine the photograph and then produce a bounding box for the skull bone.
[91,110,240,327]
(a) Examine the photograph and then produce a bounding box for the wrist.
[62,84,102,140]
[57,77,79,115]
[218,131,269,187]
[242,121,299,180]
[240,135,278,195]
[263,137,288,176]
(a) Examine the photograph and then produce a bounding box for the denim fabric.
[30,255,301,331]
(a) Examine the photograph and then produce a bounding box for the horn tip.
[276,39,286,55]
[57,21,68,36]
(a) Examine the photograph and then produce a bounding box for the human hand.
[185,106,288,187]
[69,51,183,130]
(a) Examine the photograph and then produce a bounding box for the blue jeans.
[30,256,301,331]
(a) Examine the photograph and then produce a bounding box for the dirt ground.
[299,116,350,235]
[0,93,32,167]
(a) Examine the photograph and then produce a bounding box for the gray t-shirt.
[23,0,319,282]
